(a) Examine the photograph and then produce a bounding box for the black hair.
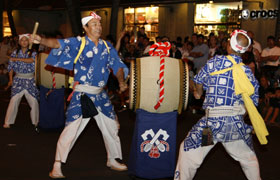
[176,36,182,42]
[187,41,194,48]
[197,34,204,39]
[267,36,276,41]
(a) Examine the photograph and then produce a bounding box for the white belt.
[74,84,103,95]
[207,105,246,118]
[15,73,34,78]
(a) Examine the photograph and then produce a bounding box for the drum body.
[129,56,189,114]
[36,53,69,89]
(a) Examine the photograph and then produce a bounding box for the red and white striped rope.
[51,71,56,89]
[149,42,171,110]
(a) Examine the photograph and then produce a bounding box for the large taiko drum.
[36,53,69,89]
[129,56,189,114]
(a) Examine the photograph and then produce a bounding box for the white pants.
[174,140,261,180]
[4,90,39,126]
[55,111,122,163]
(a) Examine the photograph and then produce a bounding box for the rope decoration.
[45,71,57,98]
[51,71,56,89]
[149,42,171,110]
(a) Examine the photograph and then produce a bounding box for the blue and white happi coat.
[45,36,128,125]
[184,54,259,151]
[8,49,39,99]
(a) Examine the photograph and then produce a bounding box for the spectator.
[214,37,228,56]
[180,42,194,60]
[0,36,12,66]
[184,36,189,44]
[217,31,226,45]
[189,34,209,73]
[176,36,183,48]
[242,40,260,79]
[137,26,147,38]
[258,76,270,117]
[161,36,170,43]
[261,36,280,80]
[169,41,182,59]
[142,37,152,56]
[247,31,262,54]
[156,36,161,43]
[208,35,218,59]
[264,87,280,125]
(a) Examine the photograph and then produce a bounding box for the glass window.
[124,6,159,42]
[194,2,242,36]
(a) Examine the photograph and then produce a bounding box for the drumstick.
[29,22,39,49]
[124,75,130,84]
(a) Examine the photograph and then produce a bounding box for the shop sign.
[242,9,279,20]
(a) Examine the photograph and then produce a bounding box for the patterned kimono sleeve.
[106,41,129,78]
[193,61,210,89]
[45,37,80,70]
[30,51,37,66]
[245,66,260,106]
[7,50,17,72]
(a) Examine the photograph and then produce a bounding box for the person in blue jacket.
[30,12,129,178]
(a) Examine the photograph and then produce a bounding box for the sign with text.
[242,9,279,20]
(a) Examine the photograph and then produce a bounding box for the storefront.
[124,6,159,42]
[194,2,242,36]
[3,11,12,37]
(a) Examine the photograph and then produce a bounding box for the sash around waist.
[207,105,246,118]
[15,73,34,78]
[74,84,103,95]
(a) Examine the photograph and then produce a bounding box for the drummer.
[3,34,39,129]
[30,12,129,178]
[174,29,265,180]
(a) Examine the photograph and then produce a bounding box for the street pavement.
[0,88,280,180]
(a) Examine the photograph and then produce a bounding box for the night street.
[0,88,280,180]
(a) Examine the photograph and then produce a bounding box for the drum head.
[129,56,189,113]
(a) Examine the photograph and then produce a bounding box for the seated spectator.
[264,87,280,125]
[258,76,270,117]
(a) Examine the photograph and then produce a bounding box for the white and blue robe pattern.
[8,50,39,99]
[184,54,259,151]
[45,36,129,125]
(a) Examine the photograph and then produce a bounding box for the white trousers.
[174,140,261,180]
[4,90,39,126]
[55,111,122,163]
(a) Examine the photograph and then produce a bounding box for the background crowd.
[1,29,280,126]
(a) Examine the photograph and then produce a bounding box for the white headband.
[81,12,101,26]
[19,34,29,41]
[230,29,251,54]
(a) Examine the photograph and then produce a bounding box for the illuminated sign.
[242,9,279,19]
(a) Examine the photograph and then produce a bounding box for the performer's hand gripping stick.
[29,22,39,49]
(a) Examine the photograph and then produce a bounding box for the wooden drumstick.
[124,75,130,84]
[29,22,39,49]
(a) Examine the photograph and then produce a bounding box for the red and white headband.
[230,29,251,54]
[19,34,30,40]
[81,12,101,26]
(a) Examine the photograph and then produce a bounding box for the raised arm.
[10,56,35,63]
[30,34,60,49]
